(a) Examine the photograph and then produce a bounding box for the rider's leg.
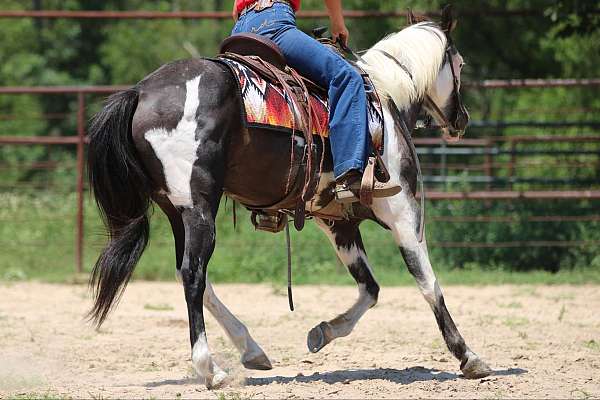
[232,4,400,201]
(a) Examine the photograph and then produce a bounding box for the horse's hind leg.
[154,196,272,371]
[373,196,492,379]
[203,281,272,370]
[179,192,227,388]
[307,218,380,353]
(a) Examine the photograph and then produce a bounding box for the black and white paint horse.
[87,11,492,388]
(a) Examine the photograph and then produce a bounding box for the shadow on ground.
[142,367,527,388]
[145,377,198,387]
[245,366,527,386]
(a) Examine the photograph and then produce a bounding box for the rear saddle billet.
[218,33,386,233]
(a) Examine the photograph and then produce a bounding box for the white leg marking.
[328,283,374,338]
[203,281,267,364]
[372,194,438,304]
[145,76,203,207]
[316,220,377,339]
[191,332,227,388]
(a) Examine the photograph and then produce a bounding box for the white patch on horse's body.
[145,76,203,207]
[371,102,438,302]
[360,22,447,110]
[203,281,268,366]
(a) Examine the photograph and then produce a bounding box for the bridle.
[372,42,466,141]
[365,39,466,243]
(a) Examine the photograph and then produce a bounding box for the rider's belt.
[239,0,292,18]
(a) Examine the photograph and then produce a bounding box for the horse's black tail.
[87,88,151,327]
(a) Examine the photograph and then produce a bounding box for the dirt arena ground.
[1,282,599,399]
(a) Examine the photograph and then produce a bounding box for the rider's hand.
[325,0,349,46]
[232,3,238,21]
[331,22,350,47]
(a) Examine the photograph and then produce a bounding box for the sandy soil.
[0,282,599,399]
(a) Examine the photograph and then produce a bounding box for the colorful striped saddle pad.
[220,58,384,140]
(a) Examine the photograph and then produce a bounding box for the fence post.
[76,92,85,274]
[441,141,447,191]
[508,139,517,190]
[485,139,494,190]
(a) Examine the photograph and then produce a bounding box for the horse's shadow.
[245,366,526,386]
[246,366,459,386]
[144,366,526,388]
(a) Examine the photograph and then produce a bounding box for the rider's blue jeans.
[232,2,368,179]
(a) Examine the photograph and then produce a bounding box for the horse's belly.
[223,127,345,220]
[224,127,307,208]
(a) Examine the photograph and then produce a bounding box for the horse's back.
[128,57,333,212]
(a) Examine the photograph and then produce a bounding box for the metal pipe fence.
[1,79,599,273]
[0,9,566,20]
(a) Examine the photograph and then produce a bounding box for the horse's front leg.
[180,198,227,389]
[307,218,380,353]
[372,194,492,379]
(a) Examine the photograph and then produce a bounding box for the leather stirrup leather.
[360,157,376,207]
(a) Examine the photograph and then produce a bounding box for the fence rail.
[0,9,566,20]
[2,80,600,95]
[1,81,599,272]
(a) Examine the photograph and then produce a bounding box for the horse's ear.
[407,8,417,25]
[441,4,458,34]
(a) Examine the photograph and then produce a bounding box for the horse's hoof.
[461,355,493,379]
[307,321,331,353]
[205,370,228,390]
[242,353,273,370]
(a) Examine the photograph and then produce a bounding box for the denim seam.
[334,159,364,179]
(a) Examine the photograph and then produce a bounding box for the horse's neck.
[381,100,421,176]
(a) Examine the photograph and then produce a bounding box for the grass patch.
[558,304,566,322]
[1,191,600,286]
[570,389,592,400]
[9,393,68,400]
[143,303,174,311]
[503,316,530,328]
[583,340,600,352]
[498,301,523,309]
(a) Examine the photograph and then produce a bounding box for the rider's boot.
[335,169,401,204]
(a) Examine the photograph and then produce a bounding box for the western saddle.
[220,33,287,71]
[218,33,387,233]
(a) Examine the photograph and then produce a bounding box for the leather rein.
[371,46,464,138]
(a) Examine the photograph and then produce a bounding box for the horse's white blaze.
[427,62,455,111]
[203,281,265,363]
[145,75,203,207]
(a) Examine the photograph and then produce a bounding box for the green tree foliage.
[0,0,599,274]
